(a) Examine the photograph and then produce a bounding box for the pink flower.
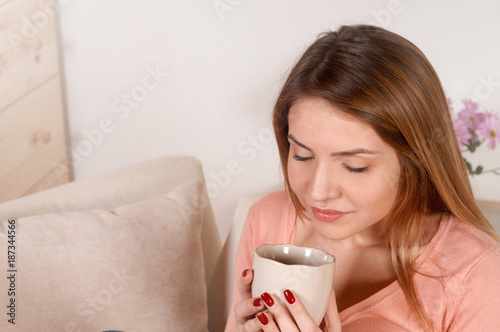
[458,102,485,133]
[453,117,471,147]
[477,112,500,149]
[462,98,479,112]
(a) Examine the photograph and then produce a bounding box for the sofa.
[0,155,259,332]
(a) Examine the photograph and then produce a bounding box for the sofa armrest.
[207,193,265,330]
[0,155,222,288]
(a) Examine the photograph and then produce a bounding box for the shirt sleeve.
[224,190,294,331]
[224,204,258,332]
[446,246,500,331]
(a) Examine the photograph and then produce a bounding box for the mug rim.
[254,243,335,266]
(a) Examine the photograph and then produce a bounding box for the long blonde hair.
[272,24,498,331]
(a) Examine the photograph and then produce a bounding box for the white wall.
[57,0,500,241]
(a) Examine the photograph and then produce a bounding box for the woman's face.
[287,96,401,245]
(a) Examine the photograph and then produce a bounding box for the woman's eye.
[344,164,368,173]
[293,154,313,162]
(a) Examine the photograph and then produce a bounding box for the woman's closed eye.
[293,154,313,161]
[344,164,369,173]
[293,154,369,173]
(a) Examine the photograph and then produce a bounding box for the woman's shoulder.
[436,217,500,327]
[236,190,296,246]
[430,215,500,275]
[417,216,500,329]
[245,189,296,234]
[445,215,499,252]
[248,189,294,215]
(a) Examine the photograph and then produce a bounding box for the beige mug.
[252,243,335,325]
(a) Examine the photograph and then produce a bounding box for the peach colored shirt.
[225,190,500,331]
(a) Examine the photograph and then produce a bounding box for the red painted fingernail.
[257,312,268,325]
[253,298,262,307]
[284,289,295,304]
[259,330,264,332]
[242,269,249,277]
[261,292,274,307]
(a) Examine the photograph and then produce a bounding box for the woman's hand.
[255,290,341,332]
[234,269,267,331]
[234,269,341,332]
[256,290,321,331]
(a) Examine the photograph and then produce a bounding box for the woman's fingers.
[259,292,301,331]
[282,289,321,331]
[258,291,327,332]
[242,285,337,331]
[256,311,281,332]
[240,314,268,332]
[235,269,267,330]
[235,296,265,326]
[323,287,342,331]
[238,268,253,300]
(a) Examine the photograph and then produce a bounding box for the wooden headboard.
[0,0,72,203]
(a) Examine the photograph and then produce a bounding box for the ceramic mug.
[252,243,335,325]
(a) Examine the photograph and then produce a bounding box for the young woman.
[225,25,500,332]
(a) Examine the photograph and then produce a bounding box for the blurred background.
[2,0,499,241]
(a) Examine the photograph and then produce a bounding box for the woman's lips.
[311,207,349,222]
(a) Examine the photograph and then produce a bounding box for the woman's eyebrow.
[287,134,379,156]
[331,148,379,156]
[288,134,312,151]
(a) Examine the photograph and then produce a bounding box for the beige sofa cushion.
[0,180,208,332]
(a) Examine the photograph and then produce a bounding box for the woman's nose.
[309,162,341,202]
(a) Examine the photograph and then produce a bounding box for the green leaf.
[464,158,473,175]
[466,139,482,153]
[463,159,485,176]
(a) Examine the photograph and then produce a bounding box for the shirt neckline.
[333,215,451,321]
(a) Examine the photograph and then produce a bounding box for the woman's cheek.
[287,165,303,192]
